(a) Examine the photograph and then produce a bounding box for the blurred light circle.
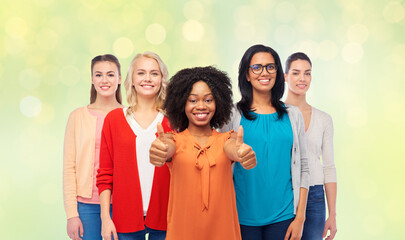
[275,1,296,23]
[347,24,369,43]
[342,42,364,64]
[274,25,296,45]
[183,0,204,20]
[20,96,42,118]
[145,23,166,45]
[182,20,204,42]
[5,17,27,38]
[36,28,59,50]
[318,40,338,61]
[113,37,134,58]
[59,65,80,86]
[383,1,405,23]
[19,69,41,90]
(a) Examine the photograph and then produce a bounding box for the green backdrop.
[1,0,404,239]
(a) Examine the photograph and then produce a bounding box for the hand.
[284,218,304,240]
[323,216,337,240]
[235,126,256,170]
[150,123,169,167]
[67,217,83,240]
[101,217,118,240]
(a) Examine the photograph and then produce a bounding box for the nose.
[299,73,306,82]
[145,73,151,82]
[196,100,206,109]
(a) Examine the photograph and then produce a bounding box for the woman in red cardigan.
[96,52,171,240]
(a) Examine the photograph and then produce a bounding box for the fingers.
[79,222,83,239]
[112,231,119,240]
[323,223,329,238]
[284,226,292,240]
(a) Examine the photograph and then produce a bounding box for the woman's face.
[91,61,121,98]
[185,81,216,130]
[246,52,277,95]
[132,57,162,99]
[284,59,312,96]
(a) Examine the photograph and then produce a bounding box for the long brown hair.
[90,54,122,104]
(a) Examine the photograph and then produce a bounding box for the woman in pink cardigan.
[63,54,123,240]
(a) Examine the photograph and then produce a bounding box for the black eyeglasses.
[249,63,277,75]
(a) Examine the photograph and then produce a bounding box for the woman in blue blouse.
[221,44,309,240]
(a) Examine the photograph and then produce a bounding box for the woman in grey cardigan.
[221,44,309,240]
[284,52,337,240]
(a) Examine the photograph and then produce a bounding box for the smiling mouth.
[141,84,154,89]
[193,113,209,120]
[296,84,307,89]
[100,86,110,90]
[258,79,270,84]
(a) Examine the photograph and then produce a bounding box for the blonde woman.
[63,54,123,240]
[97,52,171,240]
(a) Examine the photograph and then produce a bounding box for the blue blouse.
[234,111,295,226]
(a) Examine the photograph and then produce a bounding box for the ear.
[284,73,288,82]
[118,75,122,84]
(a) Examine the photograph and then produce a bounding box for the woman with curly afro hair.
[149,66,257,240]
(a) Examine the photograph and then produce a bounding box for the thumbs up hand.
[150,123,175,167]
[234,126,257,170]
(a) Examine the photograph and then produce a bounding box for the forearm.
[99,189,112,220]
[295,187,309,221]
[324,182,337,217]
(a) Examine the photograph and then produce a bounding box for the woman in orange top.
[150,66,257,240]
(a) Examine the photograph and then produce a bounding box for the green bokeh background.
[1,0,404,239]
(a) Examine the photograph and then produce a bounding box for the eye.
[305,72,311,76]
[252,64,261,70]
[292,72,299,75]
[151,72,160,76]
[205,98,213,103]
[95,74,101,77]
[108,73,115,77]
[267,64,275,70]
[188,99,197,103]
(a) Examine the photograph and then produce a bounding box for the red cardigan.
[96,108,171,233]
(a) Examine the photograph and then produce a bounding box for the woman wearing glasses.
[284,52,337,240]
[221,44,309,240]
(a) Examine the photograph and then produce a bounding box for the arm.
[150,123,176,167]
[284,188,308,240]
[322,114,337,239]
[323,182,337,239]
[63,111,84,240]
[285,108,309,240]
[224,126,256,170]
[100,190,118,240]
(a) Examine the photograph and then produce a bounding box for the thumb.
[79,222,84,238]
[236,126,244,149]
[157,122,166,142]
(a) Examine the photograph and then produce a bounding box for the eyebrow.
[189,93,213,96]
[94,71,116,73]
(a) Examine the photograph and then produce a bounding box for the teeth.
[259,79,269,82]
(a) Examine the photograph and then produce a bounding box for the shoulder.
[285,103,301,119]
[312,107,333,124]
[68,106,88,119]
[105,107,125,120]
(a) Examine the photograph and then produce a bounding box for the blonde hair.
[124,52,169,116]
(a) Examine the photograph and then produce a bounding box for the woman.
[221,44,309,240]
[284,52,337,240]
[149,66,257,240]
[96,52,171,240]
[63,54,123,240]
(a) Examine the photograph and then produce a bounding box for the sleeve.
[96,115,114,194]
[322,114,337,183]
[62,111,79,219]
[297,110,310,189]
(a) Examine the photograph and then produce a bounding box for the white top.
[124,108,164,215]
[306,107,337,186]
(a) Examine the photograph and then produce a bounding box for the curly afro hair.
[164,66,233,132]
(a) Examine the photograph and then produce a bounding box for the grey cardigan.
[220,104,309,214]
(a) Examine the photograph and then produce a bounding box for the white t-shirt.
[124,108,164,215]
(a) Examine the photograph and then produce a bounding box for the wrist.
[328,211,337,218]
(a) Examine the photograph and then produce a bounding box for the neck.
[133,96,157,113]
[187,125,212,137]
[92,95,120,111]
[285,90,310,109]
[252,90,272,108]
